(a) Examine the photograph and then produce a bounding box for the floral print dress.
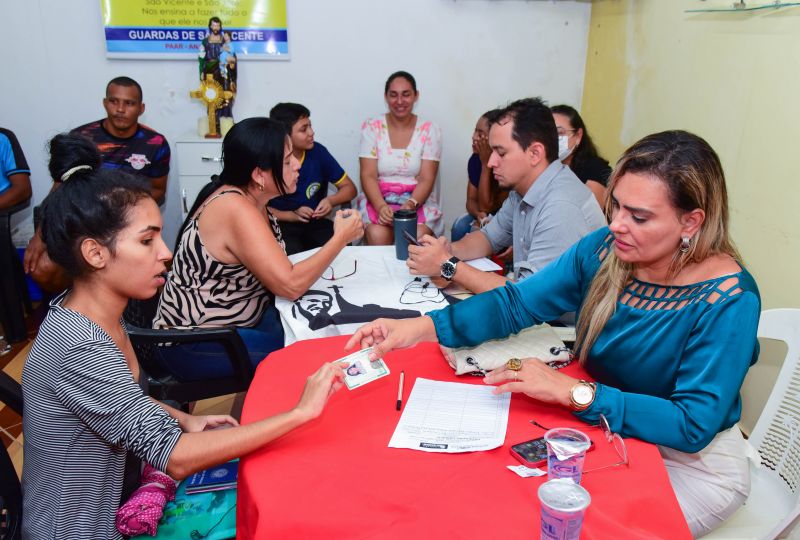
[356,115,443,235]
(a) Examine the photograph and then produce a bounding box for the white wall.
[2,0,591,246]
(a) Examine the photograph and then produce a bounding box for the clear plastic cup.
[544,428,591,484]
[538,478,592,540]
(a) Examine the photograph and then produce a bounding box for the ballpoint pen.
[396,371,405,411]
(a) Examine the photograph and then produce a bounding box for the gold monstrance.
[190,74,234,138]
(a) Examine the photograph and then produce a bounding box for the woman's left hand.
[400,199,417,211]
[483,358,576,408]
[180,414,239,433]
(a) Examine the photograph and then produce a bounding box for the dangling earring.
[680,236,691,253]
[257,183,264,192]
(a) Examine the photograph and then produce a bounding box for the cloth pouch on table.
[130,477,237,540]
[440,323,571,375]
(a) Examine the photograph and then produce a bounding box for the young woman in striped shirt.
[21,133,345,540]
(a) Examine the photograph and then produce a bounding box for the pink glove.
[115,463,178,537]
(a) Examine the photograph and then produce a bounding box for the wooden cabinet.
[175,135,223,218]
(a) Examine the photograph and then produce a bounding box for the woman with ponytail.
[347,130,760,537]
[22,133,345,540]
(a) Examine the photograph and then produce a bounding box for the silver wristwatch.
[440,256,460,281]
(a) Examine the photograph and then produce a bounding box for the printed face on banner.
[292,285,421,332]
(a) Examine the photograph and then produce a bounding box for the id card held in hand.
[336,348,390,390]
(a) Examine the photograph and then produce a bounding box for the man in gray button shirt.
[407,97,606,294]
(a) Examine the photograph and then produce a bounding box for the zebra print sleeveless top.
[153,189,285,330]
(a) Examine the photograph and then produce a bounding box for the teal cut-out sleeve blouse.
[429,227,761,453]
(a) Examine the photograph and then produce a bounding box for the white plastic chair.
[705,308,800,539]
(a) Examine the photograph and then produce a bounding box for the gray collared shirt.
[480,160,606,280]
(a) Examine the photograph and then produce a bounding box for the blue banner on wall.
[101,0,289,59]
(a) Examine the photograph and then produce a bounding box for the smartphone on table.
[510,437,595,467]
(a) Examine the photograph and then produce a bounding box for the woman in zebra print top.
[153,117,364,377]
[22,133,346,540]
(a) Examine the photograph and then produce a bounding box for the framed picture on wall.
[100,0,289,60]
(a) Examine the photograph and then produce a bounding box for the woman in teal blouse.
[347,130,760,537]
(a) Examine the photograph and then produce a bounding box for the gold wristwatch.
[569,380,596,411]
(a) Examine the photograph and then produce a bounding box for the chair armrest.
[127,325,255,382]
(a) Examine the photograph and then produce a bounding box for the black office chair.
[0,372,21,417]
[123,293,255,408]
[0,371,22,540]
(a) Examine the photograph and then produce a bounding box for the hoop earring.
[679,236,691,253]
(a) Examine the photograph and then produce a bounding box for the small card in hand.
[336,348,390,390]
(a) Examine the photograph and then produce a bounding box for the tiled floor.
[1,313,236,480]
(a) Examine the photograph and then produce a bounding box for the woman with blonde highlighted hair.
[347,130,760,537]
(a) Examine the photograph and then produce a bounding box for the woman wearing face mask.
[551,104,612,207]
[357,71,443,245]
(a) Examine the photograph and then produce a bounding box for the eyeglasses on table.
[321,260,358,281]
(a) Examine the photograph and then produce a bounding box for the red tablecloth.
[239,336,691,539]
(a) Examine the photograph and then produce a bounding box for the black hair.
[550,104,606,171]
[384,71,417,94]
[49,134,101,183]
[482,108,502,123]
[269,102,311,135]
[106,76,143,102]
[179,117,289,246]
[208,16,222,29]
[40,133,151,278]
[490,97,558,163]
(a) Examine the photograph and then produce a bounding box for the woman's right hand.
[377,203,395,226]
[294,362,345,421]
[476,135,492,166]
[333,209,364,244]
[345,316,437,360]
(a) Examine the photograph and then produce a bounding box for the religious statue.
[219,31,237,94]
[194,16,236,137]
[190,74,234,139]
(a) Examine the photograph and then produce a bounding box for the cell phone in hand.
[403,230,421,246]
[510,436,595,467]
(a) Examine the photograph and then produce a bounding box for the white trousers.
[659,426,754,538]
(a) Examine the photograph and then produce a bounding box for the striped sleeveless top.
[154,189,285,330]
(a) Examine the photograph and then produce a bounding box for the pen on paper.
[396,371,405,411]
